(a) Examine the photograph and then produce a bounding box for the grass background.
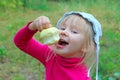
[0,0,120,80]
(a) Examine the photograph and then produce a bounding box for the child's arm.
[14,16,52,65]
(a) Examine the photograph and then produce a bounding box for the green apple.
[39,27,60,45]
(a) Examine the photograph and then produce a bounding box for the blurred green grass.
[0,0,120,80]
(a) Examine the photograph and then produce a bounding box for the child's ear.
[81,48,86,53]
[81,46,89,53]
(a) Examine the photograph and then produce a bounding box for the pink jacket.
[14,22,91,80]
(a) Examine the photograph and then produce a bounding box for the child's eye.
[71,30,78,34]
[60,27,65,30]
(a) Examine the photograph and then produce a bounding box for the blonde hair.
[61,15,96,72]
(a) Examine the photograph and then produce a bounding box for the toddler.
[14,11,102,80]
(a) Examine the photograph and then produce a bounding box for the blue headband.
[56,11,102,80]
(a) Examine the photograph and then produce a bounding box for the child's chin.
[55,51,66,55]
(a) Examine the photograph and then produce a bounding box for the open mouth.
[58,39,69,46]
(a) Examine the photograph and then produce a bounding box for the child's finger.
[37,19,42,27]
[42,16,50,23]
[45,23,52,28]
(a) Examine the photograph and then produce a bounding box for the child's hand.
[29,16,52,31]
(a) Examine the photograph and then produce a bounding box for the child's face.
[53,15,88,58]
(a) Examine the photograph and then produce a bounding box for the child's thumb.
[46,23,52,28]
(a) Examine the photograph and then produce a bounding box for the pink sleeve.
[13,22,51,65]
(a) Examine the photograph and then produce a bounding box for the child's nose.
[59,30,68,36]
